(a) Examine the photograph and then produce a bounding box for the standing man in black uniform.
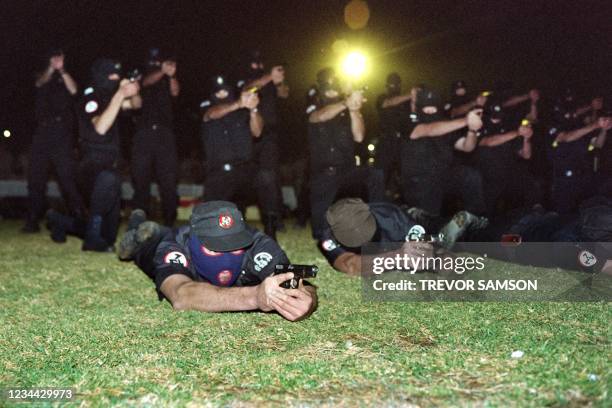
[476,98,539,216]
[400,87,485,219]
[306,67,384,240]
[237,50,286,236]
[131,48,180,226]
[76,59,141,251]
[375,73,416,192]
[549,93,611,214]
[23,48,84,233]
[200,75,279,238]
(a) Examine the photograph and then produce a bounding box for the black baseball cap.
[189,201,254,252]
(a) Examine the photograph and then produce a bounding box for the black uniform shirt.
[137,75,174,131]
[402,113,462,175]
[477,121,522,174]
[307,107,355,173]
[152,225,290,299]
[78,86,120,158]
[200,106,253,170]
[376,94,412,137]
[319,202,419,265]
[548,122,595,177]
[35,71,74,128]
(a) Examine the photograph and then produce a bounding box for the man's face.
[422,106,438,115]
[215,89,229,100]
[455,87,467,96]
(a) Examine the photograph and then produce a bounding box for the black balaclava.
[316,67,342,106]
[210,75,236,105]
[450,80,469,105]
[91,58,122,93]
[245,49,265,79]
[386,72,402,97]
[554,88,580,127]
[483,97,506,131]
[415,87,443,123]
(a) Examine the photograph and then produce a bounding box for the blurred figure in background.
[23,48,84,233]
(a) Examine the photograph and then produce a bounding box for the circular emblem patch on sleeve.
[322,239,338,252]
[253,252,273,272]
[578,250,597,268]
[85,100,98,113]
[164,251,189,267]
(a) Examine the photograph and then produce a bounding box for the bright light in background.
[342,51,367,79]
[3,129,10,138]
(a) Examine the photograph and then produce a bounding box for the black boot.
[82,215,112,252]
[117,221,160,261]
[127,209,147,232]
[46,210,69,243]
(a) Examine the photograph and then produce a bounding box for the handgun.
[274,264,318,289]
[406,233,444,243]
[126,68,141,82]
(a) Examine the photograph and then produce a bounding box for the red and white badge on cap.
[218,213,234,229]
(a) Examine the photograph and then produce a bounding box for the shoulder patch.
[306,104,317,114]
[406,225,426,241]
[236,80,245,88]
[308,88,317,97]
[322,239,338,252]
[164,251,189,267]
[444,103,452,111]
[578,250,597,268]
[83,87,94,96]
[253,252,273,272]
[85,100,98,114]
[200,100,211,108]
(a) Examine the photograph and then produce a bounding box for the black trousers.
[309,165,385,239]
[481,164,541,217]
[551,172,593,215]
[375,132,403,188]
[401,164,486,217]
[27,125,83,222]
[133,226,172,282]
[78,152,122,245]
[252,132,282,215]
[203,162,279,216]
[131,126,178,226]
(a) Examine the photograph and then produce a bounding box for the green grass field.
[0,220,610,407]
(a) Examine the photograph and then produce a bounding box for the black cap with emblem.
[189,201,254,252]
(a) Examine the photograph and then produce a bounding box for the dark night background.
[0,0,610,161]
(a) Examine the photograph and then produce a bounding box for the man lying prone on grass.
[117,201,317,321]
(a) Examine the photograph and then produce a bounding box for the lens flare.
[342,51,367,79]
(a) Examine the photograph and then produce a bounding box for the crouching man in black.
[117,201,317,321]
